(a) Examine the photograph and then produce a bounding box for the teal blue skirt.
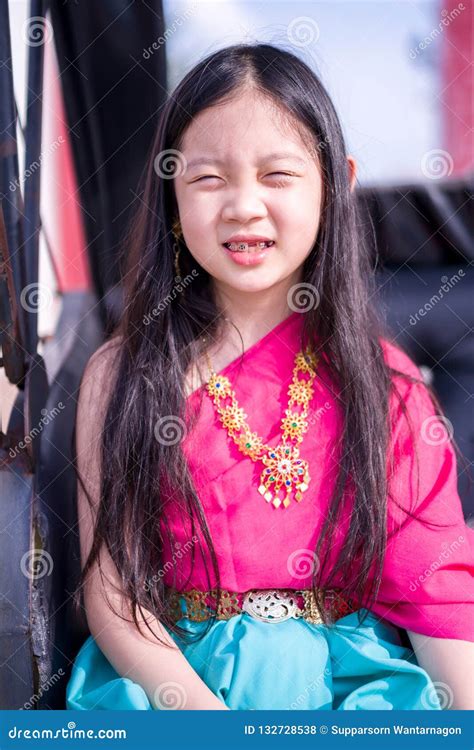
[66,607,441,710]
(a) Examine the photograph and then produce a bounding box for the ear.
[347,155,357,192]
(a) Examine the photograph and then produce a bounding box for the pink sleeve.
[368,347,474,641]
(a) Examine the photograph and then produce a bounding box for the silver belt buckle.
[242,589,299,623]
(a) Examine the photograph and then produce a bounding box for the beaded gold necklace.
[203,338,319,509]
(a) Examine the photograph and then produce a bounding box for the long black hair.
[73,43,463,647]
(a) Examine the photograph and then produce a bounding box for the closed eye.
[265,172,296,180]
[191,172,296,184]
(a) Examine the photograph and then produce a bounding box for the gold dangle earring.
[172,218,183,281]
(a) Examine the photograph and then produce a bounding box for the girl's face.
[173,88,324,297]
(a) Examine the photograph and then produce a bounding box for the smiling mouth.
[223,241,275,253]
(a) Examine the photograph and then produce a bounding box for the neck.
[212,268,303,346]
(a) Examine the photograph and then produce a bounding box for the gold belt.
[164,586,356,625]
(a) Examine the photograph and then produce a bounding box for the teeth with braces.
[225,241,273,252]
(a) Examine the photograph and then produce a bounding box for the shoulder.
[379,336,424,381]
[77,336,123,427]
[378,337,439,435]
[83,336,123,383]
[379,335,427,402]
[74,337,125,501]
[86,335,123,372]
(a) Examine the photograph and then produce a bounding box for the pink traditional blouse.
[160,311,474,641]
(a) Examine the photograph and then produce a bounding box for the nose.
[221,182,268,225]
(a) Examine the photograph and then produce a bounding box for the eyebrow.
[185,152,307,170]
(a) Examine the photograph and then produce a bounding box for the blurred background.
[0,0,472,709]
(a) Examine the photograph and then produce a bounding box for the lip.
[222,242,274,266]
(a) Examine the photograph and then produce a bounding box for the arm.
[83,550,228,710]
[407,630,474,709]
[76,343,229,711]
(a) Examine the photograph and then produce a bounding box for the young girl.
[66,43,473,711]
